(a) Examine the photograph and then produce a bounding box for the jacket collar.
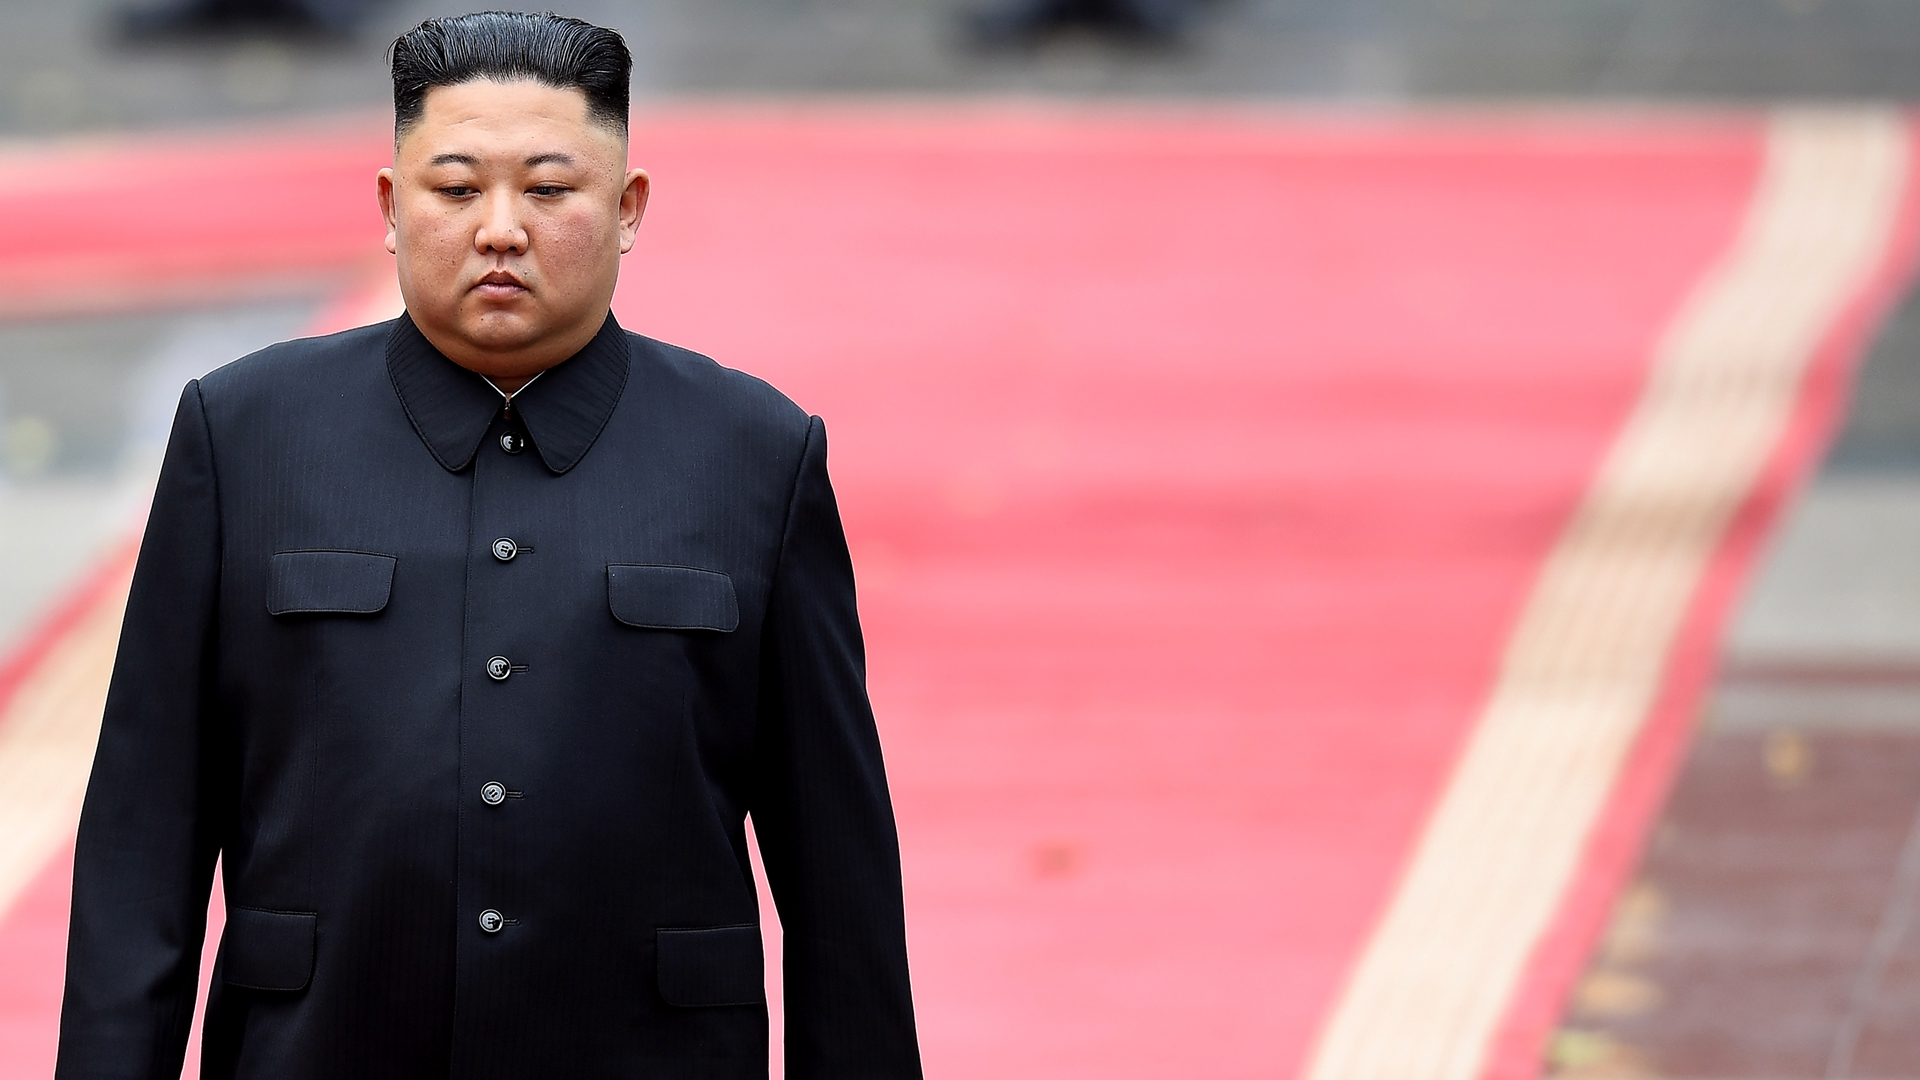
[386,311,630,475]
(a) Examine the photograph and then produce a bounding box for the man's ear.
[377,168,399,255]
[619,168,650,255]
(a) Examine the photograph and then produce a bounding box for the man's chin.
[453,312,547,353]
[412,300,601,367]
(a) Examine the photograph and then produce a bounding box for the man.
[57,12,921,1080]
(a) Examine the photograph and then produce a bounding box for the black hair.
[390,12,631,140]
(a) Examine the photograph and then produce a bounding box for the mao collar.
[386,310,630,475]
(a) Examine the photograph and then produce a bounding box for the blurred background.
[7,3,1920,1080]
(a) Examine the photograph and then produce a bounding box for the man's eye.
[439,186,477,198]
[529,185,566,197]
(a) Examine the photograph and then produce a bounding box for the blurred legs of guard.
[117,0,370,39]
[967,0,1196,45]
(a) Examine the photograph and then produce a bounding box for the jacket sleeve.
[753,416,923,1079]
[57,381,225,1080]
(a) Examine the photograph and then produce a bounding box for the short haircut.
[390,11,631,141]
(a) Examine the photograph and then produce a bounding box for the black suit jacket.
[56,313,921,1080]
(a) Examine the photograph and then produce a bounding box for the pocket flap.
[608,565,738,632]
[268,550,396,615]
[656,924,764,1007]
[223,907,317,992]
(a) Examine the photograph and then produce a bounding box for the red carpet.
[617,109,1763,1078]
[0,106,1910,1079]
[0,119,389,317]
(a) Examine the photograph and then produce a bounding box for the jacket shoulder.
[627,332,811,441]
[195,319,395,404]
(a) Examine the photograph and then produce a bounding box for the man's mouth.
[473,270,530,298]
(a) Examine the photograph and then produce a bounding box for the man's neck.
[406,305,610,398]
[483,368,546,406]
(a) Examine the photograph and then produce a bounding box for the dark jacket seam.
[766,417,821,627]
[188,377,238,1030]
[750,415,822,811]
[190,380,223,583]
[190,376,227,817]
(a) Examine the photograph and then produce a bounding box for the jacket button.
[491,538,519,562]
[486,656,513,681]
[499,431,526,454]
[480,781,507,806]
[478,909,504,933]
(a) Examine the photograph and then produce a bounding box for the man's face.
[378,79,648,383]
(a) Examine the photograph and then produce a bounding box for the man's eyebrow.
[525,152,574,167]
[429,153,479,167]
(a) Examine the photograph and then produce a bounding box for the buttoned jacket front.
[56,314,920,1080]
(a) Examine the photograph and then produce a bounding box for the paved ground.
[0,301,317,660]
[1544,283,1920,1077]
[19,0,1920,138]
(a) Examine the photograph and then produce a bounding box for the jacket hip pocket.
[222,907,317,992]
[656,924,764,1007]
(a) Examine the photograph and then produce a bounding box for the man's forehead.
[416,85,580,137]
[400,79,624,154]
[427,150,579,167]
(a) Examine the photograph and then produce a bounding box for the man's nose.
[474,190,528,255]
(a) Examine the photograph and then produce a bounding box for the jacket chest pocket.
[607,565,738,632]
[267,550,396,616]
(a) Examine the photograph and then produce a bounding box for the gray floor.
[1715,276,1920,734]
[1715,477,1920,732]
[0,301,317,654]
[1551,193,1920,1079]
[21,0,1920,138]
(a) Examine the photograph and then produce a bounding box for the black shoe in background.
[117,0,364,41]
[965,0,1195,47]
